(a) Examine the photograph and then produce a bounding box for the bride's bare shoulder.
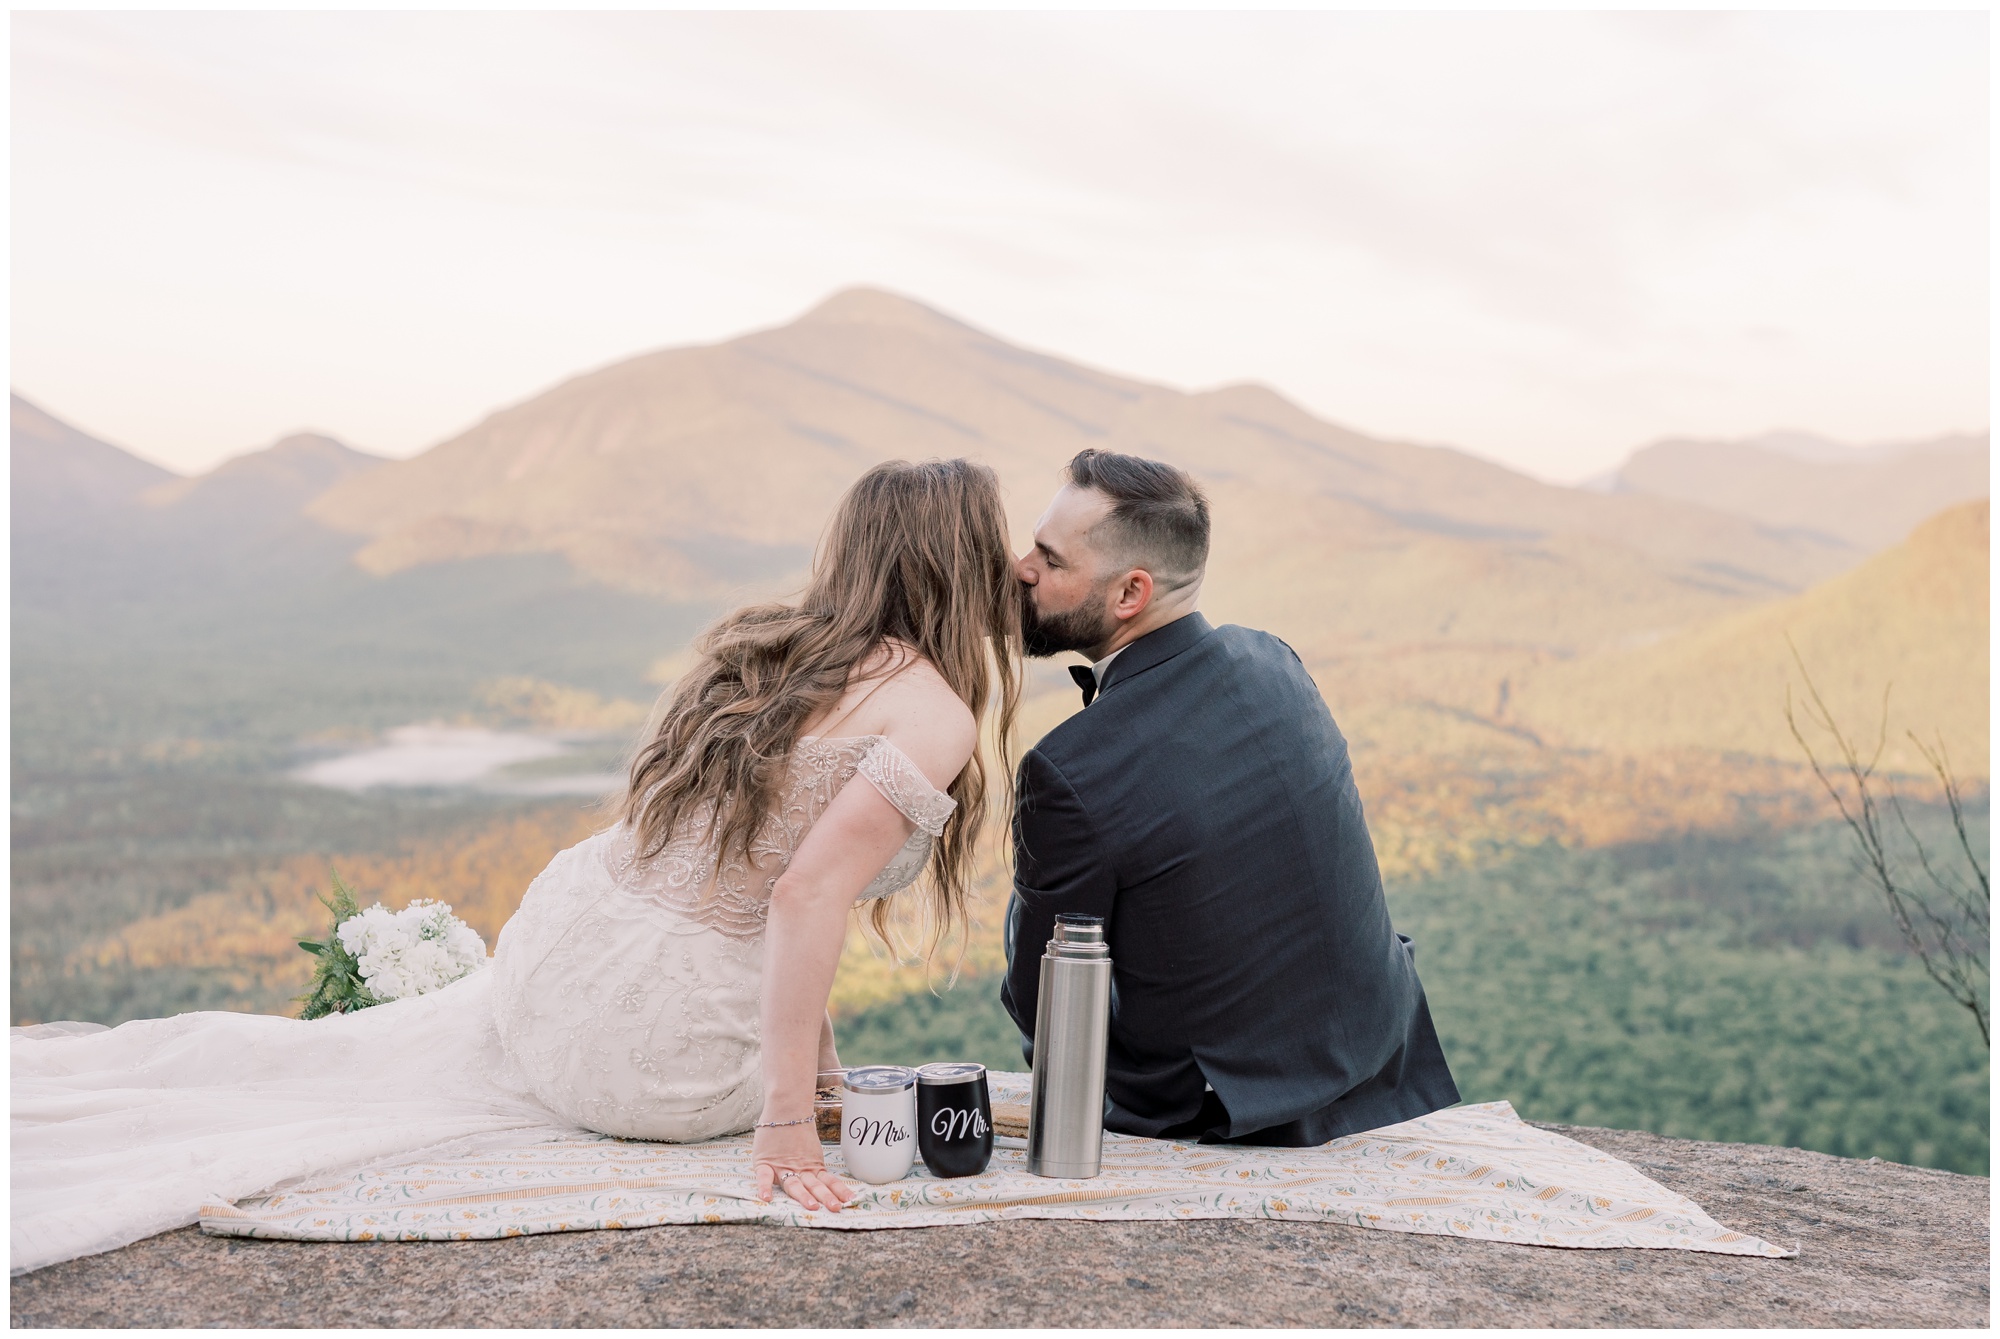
[871,649,972,727]
[865,646,977,781]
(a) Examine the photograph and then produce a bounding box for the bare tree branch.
[1784,637,1989,1046]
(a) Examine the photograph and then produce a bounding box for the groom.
[1003,450,1459,1146]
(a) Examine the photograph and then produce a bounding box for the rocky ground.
[11,1123,1988,1328]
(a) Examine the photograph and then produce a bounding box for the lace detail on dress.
[603,809,767,942]
[855,736,957,837]
[605,735,955,940]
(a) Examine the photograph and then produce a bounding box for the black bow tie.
[1069,664,1097,708]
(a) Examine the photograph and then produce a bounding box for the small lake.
[293,726,620,797]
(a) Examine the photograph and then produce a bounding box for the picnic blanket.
[200,1073,1792,1258]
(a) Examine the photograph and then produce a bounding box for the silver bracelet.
[754,1116,815,1129]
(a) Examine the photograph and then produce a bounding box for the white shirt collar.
[1087,645,1126,696]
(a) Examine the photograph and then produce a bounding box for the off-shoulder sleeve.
[856,737,957,838]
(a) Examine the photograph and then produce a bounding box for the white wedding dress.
[10,734,955,1276]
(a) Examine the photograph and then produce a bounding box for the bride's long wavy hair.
[623,458,1021,947]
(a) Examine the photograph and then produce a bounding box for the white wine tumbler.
[840,1065,917,1184]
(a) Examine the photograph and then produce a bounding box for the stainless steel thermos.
[1025,913,1112,1178]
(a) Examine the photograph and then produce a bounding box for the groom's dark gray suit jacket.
[1002,612,1459,1146]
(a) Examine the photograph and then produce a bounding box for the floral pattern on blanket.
[199,1076,1793,1258]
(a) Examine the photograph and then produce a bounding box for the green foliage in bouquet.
[297,869,382,1019]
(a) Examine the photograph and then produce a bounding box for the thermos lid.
[842,1064,916,1094]
[1053,915,1104,944]
[1048,914,1109,958]
[914,1061,987,1086]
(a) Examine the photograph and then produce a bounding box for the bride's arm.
[819,1012,840,1071]
[754,684,975,1211]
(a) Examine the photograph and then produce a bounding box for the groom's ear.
[1110,567,1155,622]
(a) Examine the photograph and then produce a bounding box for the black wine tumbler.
[915,1061,993,1178]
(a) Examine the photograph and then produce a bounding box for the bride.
[12,459,1022,1275]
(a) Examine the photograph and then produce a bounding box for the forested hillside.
[838,816,1991,1175]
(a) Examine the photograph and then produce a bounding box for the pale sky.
[10,11,1989,481]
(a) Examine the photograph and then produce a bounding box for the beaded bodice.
[603,734,956,941]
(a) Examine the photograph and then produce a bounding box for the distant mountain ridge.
[1646,429,1980,466]
[1511,500,1989,775]
[12,393,386,528]
[10,394,391,605]
[293,287,1911,755]
[11,393,700,769]
[13,290,1987,770]
[12,393,174,528]
[144,433,384,512]
[307,288,1859,608]
[1605,429,1988,550]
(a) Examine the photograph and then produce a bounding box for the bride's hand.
[753,1121,854,1212]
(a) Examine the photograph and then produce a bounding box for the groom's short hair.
[1067,450,1210,591]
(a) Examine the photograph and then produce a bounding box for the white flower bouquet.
[298,871,488,1018]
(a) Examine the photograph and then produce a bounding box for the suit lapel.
[1095,613,1212,700]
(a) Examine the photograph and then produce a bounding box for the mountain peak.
[791,287,979,337]
[145,431,386,510]
[1613,429,1987,550]
[13,391,79,445]
[259,432,384,466]
[1741,430,1854,464]
[11,391,178,519]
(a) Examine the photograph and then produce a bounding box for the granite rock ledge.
[10,1124,1988,1328]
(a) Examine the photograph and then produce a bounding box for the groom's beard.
[1020,580,1117,659]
